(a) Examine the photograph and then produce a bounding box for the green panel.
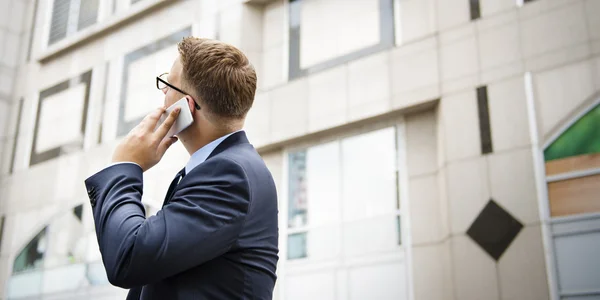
[545,104,600,161]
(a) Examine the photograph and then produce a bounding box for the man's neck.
[179,127,239,156]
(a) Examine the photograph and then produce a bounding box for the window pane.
[45,208,86,268]
[288,142,341,260]
[6,271,43,299]
[341,127,397,221]
[288,233,307,259]
[545,104,600,162]
[49,0,70,45]
[299,0,380,68]
[288,226,341,261]
[77,0,99,31]
[125,45,177,122]
[13,227,47,273]
[306,141,341,226]
[343,215,400,257]
[287,127,401,260]
[341,127,399,256]
[288,151,308,229]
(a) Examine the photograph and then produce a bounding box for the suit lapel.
[161,131,249,207]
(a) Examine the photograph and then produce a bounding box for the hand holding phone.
[158,97,194,137]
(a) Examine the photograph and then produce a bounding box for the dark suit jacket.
[84,132,279,299]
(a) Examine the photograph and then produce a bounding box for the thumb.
[158,136,178,155]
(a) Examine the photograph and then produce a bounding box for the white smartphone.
[158,97,194,137]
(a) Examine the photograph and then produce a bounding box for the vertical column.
[405,109,455,300]
[0,0,29,175]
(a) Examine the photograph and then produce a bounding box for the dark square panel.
[467,199,523,261]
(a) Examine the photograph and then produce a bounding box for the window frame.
[539,96,600,300]
[116,26,192,137]
[287,0,396,80]
[29,70,92,166]
[544,98,600,217]
[44,0,107,48]
[282,120,409,264]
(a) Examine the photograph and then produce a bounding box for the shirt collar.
[185,130,242,174]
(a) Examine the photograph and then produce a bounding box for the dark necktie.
[162,167,186,207]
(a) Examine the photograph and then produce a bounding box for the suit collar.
[206,130,249,160]
[185,130,239,174]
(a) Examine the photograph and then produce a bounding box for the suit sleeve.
[84,158,250,288]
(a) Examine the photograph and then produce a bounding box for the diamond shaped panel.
[467,199,523,261]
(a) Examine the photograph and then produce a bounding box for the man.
[84,38,279,299]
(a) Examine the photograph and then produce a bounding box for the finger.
[158,136,179,155]
[154,107,181,140]
[140,107,166,131]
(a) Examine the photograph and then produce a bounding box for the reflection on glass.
[13,227,47,273]
[341,127,397,221]
[306,142,341,227]
[544,103,600,162]
[544,103,600,217]
[45,207,86,268]
[288,233,307,260]
[288,151,308,229]
[286,126,402,261]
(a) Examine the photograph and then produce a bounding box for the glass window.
[44,207,86,268]
[77,0,100,31]
[287,127,401,260]
[48,0,70,45]
[288,0,395,79]
[288,141,342,260]
[117,27,191,136]
[288,150,308,229]
[48,0,100,46]
[30,70,92,166]
[287,233,307,259]
[341,127,397,221]
[545,103,600,217]
[13,227,47,273]
[544,103,600,170]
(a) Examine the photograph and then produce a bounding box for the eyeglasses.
[156,72,201,110]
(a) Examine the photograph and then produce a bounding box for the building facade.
[0,0,599,299]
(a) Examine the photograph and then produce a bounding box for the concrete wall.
[0,0,598,299]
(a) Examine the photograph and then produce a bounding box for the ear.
[185,95,196,112]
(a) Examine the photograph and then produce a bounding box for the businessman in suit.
[84,38,279,299]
